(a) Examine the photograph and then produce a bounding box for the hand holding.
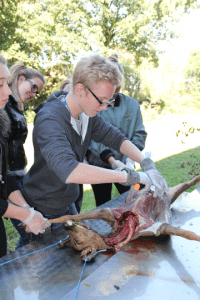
[23,208,51,235]
[140,158,168,197]
[119,167,140,186]
[145,169,168,197]
[137,172,152,193]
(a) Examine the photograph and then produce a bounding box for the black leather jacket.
[0,111,18,217]
[5,95,28,173]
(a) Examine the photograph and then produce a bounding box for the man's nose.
[100,104,108,111]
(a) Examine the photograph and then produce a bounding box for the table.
[0,189,200,300]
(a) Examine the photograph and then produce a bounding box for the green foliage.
[3,218,19,253]
[0,0,19,52]
[1,0,199,69]
[155,148,200,190]
[90,0,199,65]
[123,64,141,99]
[1,0,199,107]
[184,50,200,98]
[24,108,35,124]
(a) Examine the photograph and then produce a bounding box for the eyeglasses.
[86,87,115,106]
[26,78,39,94]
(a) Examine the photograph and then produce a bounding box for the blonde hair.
[60,78,71,92]
[8,62,45,110]
[108,54,124,75]
[72,54,123,93]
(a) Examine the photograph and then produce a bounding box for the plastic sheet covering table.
[0,188,200,300]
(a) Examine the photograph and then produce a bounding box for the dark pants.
[0,218,7,258]
[75,184,83,213]
[91,183,130,207]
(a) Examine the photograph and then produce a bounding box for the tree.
[0,0,19,51]
[184,50,200,98]
[1,0,199,68]
[1,0,199,106]
[1,0,93,68]
[87,0,199,65]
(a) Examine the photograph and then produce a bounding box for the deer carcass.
[50,176,200,260]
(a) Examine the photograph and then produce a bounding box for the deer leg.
[159,224,200,242]
[49,207,117,229]
[168,175,200,204]
[59,237,71,248]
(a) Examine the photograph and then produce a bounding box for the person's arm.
[8,190,28,207]
[119,139,145,163]
[3,203,31,220]
[66,163,127,184]
[120,140,168,197]
[3,203,51,235]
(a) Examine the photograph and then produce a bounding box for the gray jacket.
[88,93,147,166]
[23,91,127,215]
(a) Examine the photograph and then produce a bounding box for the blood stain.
[122,238,157,254]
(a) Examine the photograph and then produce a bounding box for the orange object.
[134,183,140,191]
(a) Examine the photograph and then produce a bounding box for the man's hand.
[120,167,152,191]
[140,158,168,197]
[23,208,51,235]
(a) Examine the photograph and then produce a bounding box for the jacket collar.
[111,94,121,107]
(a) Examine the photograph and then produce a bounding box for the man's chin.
[86,111,99,117]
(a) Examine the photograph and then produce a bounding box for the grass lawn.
[3,147,200,253]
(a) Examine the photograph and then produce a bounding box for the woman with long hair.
[5,63,46,248]
[6,62,45,189]
[0,55,50,258]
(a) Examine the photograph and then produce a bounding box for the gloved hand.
[126,158,135,170]
[23,208,51,235]
[137,172,152,193]
[140,158,168,197]
[118,167,139,186]
[111,159,126,170]
[119,167,152,190]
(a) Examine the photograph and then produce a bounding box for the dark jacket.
[23,91,127,215]
[0,110,18,217]
[5,95,28,175]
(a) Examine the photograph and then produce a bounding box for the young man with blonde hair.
[16,54,168,247]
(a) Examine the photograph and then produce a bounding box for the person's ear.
[18,75,26,84]
[75,83,84,96]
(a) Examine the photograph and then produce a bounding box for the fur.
[0,109,10,138]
